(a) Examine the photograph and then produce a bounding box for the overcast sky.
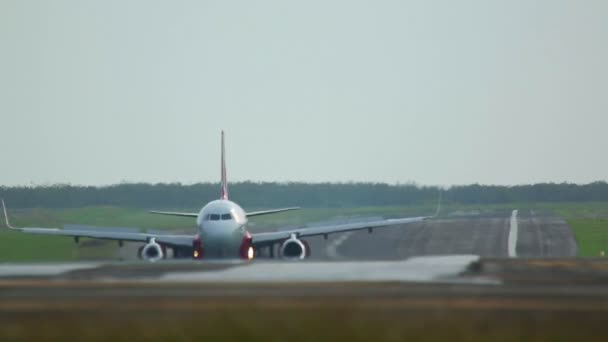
[1,0,607,187]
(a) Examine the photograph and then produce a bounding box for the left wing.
[245,207,300,217]
[252,190,442,246]
[252,215,428,246]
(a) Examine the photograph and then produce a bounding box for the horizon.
[2,179,607,189]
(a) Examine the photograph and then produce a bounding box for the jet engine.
[140,238,164,262]
[279,234,310,260]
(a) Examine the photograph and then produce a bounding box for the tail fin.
[220,131,228,200]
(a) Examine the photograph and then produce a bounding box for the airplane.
[1,131,439,262]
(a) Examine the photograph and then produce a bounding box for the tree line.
[1,181,608,208]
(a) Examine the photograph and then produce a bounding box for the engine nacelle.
[279,234,310,260]
[140,238,164,262]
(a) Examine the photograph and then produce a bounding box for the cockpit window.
[209,214,220,221]
[221,213,232,220]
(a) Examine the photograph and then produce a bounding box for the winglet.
[220,130,228,200]
[1,199,19,230]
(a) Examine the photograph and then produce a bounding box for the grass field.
[538,202,608,257]
[5,294,608,342]
[1,202,608,260]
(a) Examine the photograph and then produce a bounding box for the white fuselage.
[195,200,249,258]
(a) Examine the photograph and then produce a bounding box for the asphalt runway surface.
[303,209,578,260]
[116,210,578,261]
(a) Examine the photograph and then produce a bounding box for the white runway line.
[508,209,519,257]
[326,232,354,259]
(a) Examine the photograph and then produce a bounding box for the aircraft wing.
[148,211,198,218]
[10,227,194,247]
[2,200,192,247]
[246,207,300,217]
[149,207,300,218]
[251,216,429,246]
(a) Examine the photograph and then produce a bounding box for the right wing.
[3,201,193,247]
[148,211,198,218]
[9,228,194,247]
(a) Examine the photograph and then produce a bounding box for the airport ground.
[3,258,608,341]
[1,202,608,260]
[1,204,608,340]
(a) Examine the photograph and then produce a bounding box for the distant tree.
[1,181,608,208]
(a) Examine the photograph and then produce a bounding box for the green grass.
[0,230,122,261]
[535,202,608,257]
[0,230,77,261]
[566,219,608,257]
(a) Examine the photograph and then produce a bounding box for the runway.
[0,256,482,283]
[114,210,578,262]
[304,209,578,260]
[0,211,578,283]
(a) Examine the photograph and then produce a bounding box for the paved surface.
[0,255,481,284]
[2,259,608,341]
[159,255,481,283]
[307,210,577,260]
[516,209,578,257]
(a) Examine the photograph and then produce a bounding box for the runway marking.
[508,210,519,257]
[326,232,354,259]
